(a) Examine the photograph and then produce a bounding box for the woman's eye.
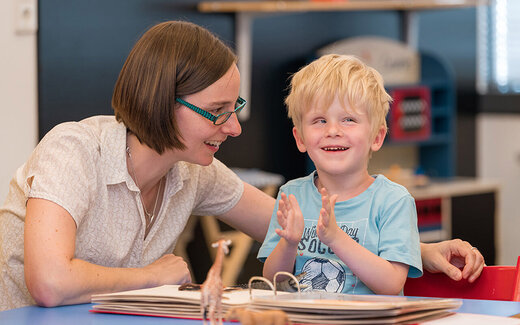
[209,107,224,114]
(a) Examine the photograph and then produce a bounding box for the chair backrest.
[404,256,520,301]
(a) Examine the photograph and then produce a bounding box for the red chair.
[404,256,520,301]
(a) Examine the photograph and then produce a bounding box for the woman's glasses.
[175,97,246,125]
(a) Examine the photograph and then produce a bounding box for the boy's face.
[293,96,385,178]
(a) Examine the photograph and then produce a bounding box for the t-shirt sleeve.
[257,189,282,262]
[191,158,244,217]
[378,194,423,278]
[25,122,99,226]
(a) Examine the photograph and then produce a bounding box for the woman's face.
[172,64,242,166]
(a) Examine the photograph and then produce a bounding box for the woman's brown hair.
[112,21,237,154]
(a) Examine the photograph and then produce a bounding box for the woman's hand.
[421,239,485,283]
[144,254,191,285]
[274,193,304,246]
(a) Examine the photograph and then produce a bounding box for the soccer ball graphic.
[300,257,345,293]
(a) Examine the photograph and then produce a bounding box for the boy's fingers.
[328,194,338,221]
[288,194,301,211]
[321,196,330,213]
[279,193,288,213]
[275,228,285,238]
[276,210,286,227]
[320,187,328,200]
[285,194,294,211]
[319,208,329,227]
[278,198,285,210]
[330,194,338,206]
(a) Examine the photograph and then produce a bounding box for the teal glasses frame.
[175,97,246,125]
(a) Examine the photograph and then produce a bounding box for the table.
[2,299,520,324]
[0,303,205,325]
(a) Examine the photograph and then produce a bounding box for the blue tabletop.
[0,303,234,325]
[1,299,520,324]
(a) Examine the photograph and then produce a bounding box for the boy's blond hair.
[285,54,392,141]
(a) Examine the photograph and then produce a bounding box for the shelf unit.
[385,52,456,177]
[198,0,486,120]
[199,1,484,13]
[409,178,499,263]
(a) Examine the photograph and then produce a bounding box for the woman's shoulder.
[44,116,117,139]
[38,116,121,151]
[27,116,123,173]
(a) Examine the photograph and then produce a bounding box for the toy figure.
[226,307,291,325]
[201,239,231,325]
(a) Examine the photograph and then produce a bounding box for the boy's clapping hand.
[275,193,304,246]
[317,188,341,246]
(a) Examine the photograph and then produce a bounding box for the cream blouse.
[0,115,244,310]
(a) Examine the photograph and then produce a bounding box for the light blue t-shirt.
[258,172,422,295]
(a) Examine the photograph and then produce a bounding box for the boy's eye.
[343,117,356,123]
[313,118,326,124]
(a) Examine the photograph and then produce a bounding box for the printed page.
[92,284,274,306]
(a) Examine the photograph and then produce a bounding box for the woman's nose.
[221,112,242,137]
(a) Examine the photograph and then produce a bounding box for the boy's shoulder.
[372,174,413,199]
[279,172,316,193]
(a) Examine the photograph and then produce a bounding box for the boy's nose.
[326,122,342,137]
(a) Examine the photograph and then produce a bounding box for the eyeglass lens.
[214,99,245,125]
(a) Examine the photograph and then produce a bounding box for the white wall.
[0,0,38,203]
[477,113,520,265]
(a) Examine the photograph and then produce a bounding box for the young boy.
[258,54,422,295]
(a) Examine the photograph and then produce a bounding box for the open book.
[91,284,462,324]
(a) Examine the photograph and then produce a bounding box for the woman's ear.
[371,126,387,152]
[292,126,307,153]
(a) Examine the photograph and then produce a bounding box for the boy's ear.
[371,126,387,152]
[292,126,307,153]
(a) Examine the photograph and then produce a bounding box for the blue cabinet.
[386,52,456,178]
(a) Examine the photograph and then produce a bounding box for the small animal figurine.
[200,239,231,325]
[225,307,291,325]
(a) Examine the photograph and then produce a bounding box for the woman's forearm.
[26,259,151,307]
[218,182,276,242]
[26,253,190,307]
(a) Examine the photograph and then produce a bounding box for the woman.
[0,21,483,311]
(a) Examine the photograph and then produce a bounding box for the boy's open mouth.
[322,146,349,151]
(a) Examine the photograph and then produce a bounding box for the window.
[477,0,520,94]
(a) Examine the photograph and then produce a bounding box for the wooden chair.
[404,256,520,301]
[174,170,284,287]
